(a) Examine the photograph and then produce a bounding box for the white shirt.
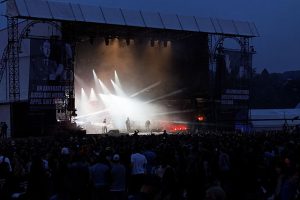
[131,153,147,175]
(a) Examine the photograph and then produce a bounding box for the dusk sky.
[1,0,300,73]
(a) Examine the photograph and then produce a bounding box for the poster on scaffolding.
[29,38,73,110]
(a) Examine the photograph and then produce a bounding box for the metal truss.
[208,35,254,128]
[7,16,20,101]
[1,19,62,102]
[0,45,9,86]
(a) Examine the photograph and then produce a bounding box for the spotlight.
[197,115,205,121]
[150,39,154,47]
[126,38,130,46]
[105,38,109,46]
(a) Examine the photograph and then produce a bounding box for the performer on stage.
[103,118,108,133]
[145,120,151,132]
[126,117,131,132]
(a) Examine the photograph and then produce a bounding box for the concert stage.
[0,0,258,137]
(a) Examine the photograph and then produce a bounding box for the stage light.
[111,79,127,97]
[92,69,97,78]
[93,69,101,93]
[145,89,183,104]
[130,81,161,98]
[81,88,87,103]
[76,72,177,133]
[89,88,97,101]
[98,79,112,95]
[105,38,109,46]
[78,88,93,116]
[114,70,122,89]
[197,115,205,121]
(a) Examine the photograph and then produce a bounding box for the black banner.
[29,39,73,110]
[214,49,252,129]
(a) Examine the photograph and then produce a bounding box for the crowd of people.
[0,129,299,200]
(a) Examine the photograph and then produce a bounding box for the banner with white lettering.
[29,39,73,110]
[216,49,252,106]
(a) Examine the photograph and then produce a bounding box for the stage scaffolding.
[1,0,258,134]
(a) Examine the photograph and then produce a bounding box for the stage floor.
[85,130,164,136]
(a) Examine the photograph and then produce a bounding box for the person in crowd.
[205,179,226,200]
[129,145,147,196]
[65,153,90,200]
[0,154,12,176]
[110,154,127,200]
[145,120,151,132]
[89,152,110,200]
[26,155,50,200]
[0,128,299,200]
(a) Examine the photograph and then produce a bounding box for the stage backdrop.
[29,38,73,111]
[215,49,252,129]
[28,39,73,134]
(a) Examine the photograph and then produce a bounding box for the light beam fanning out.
[77,88,90,115]
[153,109,195,116]
[144,89,183,104]
[98,79,111,95]
[75,108,109,119]
[81,88,87,102]
[130,81,161,98]
[89,88,97,101]
[75,73,88,89]
[114,70,122,89]
[92,69,101,93]
[111,79,126,97]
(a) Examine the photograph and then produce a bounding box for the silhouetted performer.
[103,118,108,134]
[145,120,151,132]
[126,117,131,132]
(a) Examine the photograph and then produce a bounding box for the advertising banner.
[29,39,73,111]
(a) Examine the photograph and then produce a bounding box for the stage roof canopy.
[7,0,259,37]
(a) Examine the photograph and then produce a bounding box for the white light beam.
[130,81,161,98]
